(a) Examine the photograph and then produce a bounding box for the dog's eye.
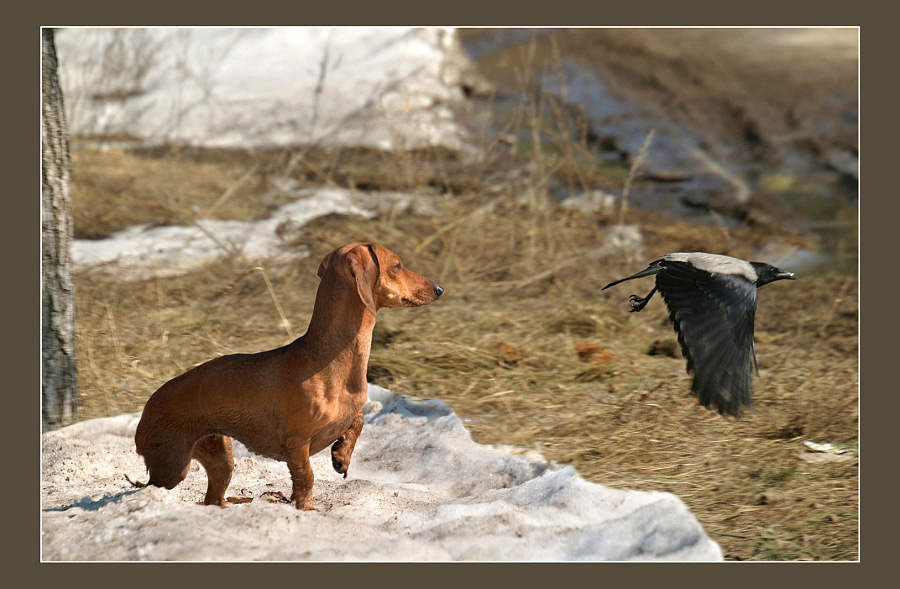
[394,263,402,270]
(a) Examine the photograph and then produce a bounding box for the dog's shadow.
[43,485,145,513]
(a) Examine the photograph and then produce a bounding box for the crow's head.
[750,262,796,288]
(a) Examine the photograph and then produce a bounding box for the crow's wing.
[656,260,758,417]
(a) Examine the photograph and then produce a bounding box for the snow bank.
[72,186,368,278]
[54,27,476,150]
[72,187,439,279]
[41,385,723,561]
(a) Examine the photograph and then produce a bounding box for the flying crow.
[602,252,795,417]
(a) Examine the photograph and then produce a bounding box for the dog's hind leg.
[192,434,235,507]
[331,411,365,479]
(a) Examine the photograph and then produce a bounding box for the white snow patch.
[42,385,723,561]
[54,27,475,151]
[72,187,370,279]
[72,187,436,280]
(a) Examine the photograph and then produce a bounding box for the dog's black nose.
[434,285,444,298]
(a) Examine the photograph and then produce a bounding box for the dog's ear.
[317,249,336,279]
[348,244,379,314]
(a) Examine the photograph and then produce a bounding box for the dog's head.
[317,243,444,314]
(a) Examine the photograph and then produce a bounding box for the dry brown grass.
[70,137,626,241]
[72,166,858,560]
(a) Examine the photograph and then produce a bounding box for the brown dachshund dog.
[134,243,444,510]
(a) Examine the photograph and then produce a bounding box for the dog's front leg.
[284,436,316,511]
[331,411,365,478]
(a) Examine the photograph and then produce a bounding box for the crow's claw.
[629,296,650,313]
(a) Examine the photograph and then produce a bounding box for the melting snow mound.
[42,385,723,561]
[54,27,478,151]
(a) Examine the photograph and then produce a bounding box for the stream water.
[458,30,859,276]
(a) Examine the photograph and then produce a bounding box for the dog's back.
[135,349,292,479]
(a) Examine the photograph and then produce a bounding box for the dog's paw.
[331,438,351,477]
[200,498,229,508]
[289,494,317,511]
[331,456,349,478]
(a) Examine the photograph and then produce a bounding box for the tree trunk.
[42,28,78,431]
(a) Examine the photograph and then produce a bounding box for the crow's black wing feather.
[656,261,758,417]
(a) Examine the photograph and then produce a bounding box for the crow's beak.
[777,271,796,280]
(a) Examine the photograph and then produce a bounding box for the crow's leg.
[629,286,657,312]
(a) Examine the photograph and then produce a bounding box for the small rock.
[599,224,644,263]
[759,489,788,505]
[560,190,616,213]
